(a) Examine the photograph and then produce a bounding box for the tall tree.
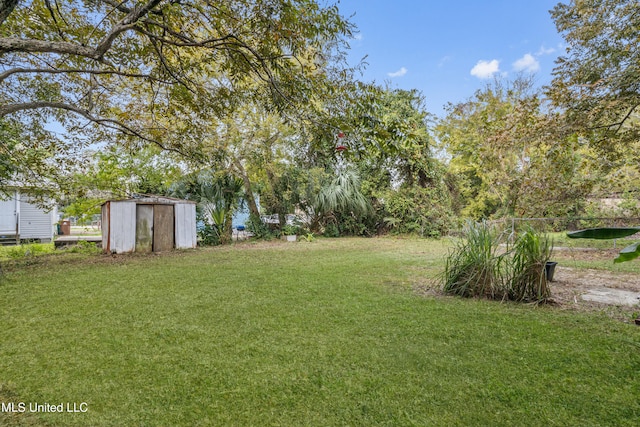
[438,77,598,219]
[548,0,640,154]
[0,0,355,189]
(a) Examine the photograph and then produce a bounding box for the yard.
[1,238,639,426]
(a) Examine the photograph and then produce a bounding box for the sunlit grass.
[1,237,639,426]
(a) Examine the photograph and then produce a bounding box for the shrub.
[246,213,273,240]
[383,186,454,238]
[442,223,555,303]
[2,243,55,259]
[198,223,221,246]
[322,222,340,238]
[67,241,101,255]
[442,221,505,299]
[507,229,553,303]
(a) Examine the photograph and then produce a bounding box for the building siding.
[19,196,56,241]
[109,201,136,253]
[175,203,197,249]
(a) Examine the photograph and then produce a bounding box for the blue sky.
[337,0,566,116]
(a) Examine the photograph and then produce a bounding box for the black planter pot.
[545,261,558,282]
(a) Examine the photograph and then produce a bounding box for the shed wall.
[175,203,197,249]
[103,198,196,253]
[109,201,136,253]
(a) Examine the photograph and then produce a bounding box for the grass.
[550,231,639,250]
[0,238,639,426]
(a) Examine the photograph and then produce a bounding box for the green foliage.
[443,224,555,302]
[246,213,274,240]
[549,0,640,153]
[315,168,371,218]
[437,76,598,219]
[508,229,553,303]
[2,0,358,201]
[172,170,244,245]
[567,227,640,263]
[616,242,640,263]
[282,224,299,236]
[65,241,101,255]
[300,233,316,242]
[383,186,454,238]
[197,223,221,247]
[567,227,640,240]
[442,221,505,298]
[0,243,55,260]
[322,222,340,237]
[62,198,102,225]
[0,117,72,200]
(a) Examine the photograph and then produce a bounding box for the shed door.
[153,204,174,252]
[135,205,153,253]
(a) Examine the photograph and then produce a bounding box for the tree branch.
[588,103,640,133]
[0,101,187,157]
[94,0,165,60]
[0,66,171,83]
[0,37,97,57]
[0,0,164,60]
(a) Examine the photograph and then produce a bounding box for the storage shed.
[0,190,57,244]
[101,196,197,254]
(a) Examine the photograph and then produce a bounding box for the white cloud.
[438,55,452,67]
[513,53,540,73]
[387,67,407,78]
[352,33,363,41]
[470,59,500,79]
[536,45,555,56]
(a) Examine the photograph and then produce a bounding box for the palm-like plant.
[314,168,370,218]
[170,170,244,244]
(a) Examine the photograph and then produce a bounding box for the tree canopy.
[548,0,640,152]
[0,0,356,193]
[438,77,599,219]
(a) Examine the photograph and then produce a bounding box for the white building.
[0,190,57,244]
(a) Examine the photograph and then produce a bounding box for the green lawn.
[1,238,639,426]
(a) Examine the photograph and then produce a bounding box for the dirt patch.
[550,266,640,308]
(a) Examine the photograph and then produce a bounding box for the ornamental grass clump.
[508,229,553,303]
[442,221,505,299]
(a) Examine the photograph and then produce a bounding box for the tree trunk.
[232,159,260,218]
[264,167,286,229]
